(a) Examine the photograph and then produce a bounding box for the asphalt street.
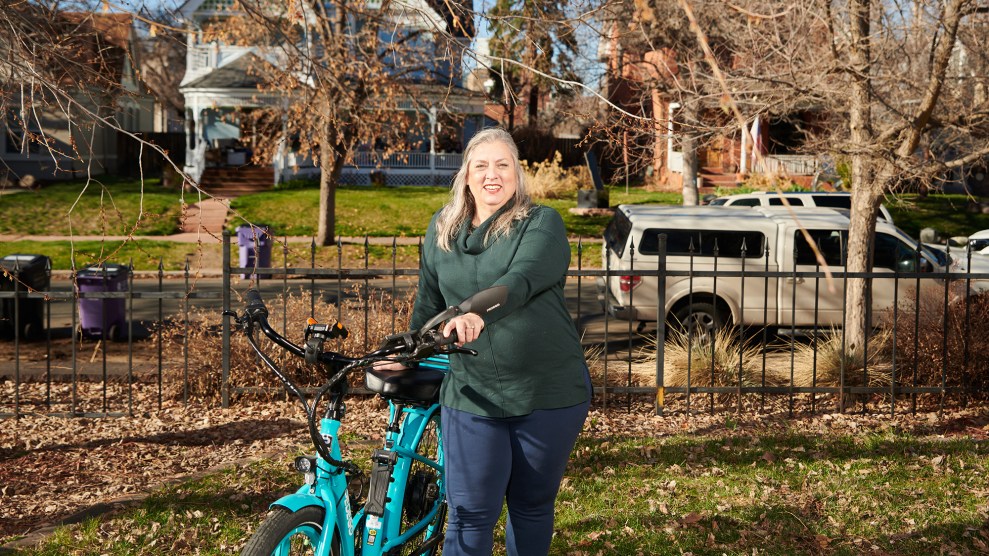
[17,273,621,345]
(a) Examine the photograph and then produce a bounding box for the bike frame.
[235,285,507,556]
[266,356,448,556]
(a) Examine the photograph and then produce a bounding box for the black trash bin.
[236,224,273,279]
[0,254,51,340]
[77,263,130,341]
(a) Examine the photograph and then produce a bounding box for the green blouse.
[411,204,589,418]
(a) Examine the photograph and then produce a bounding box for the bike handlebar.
[229,286,505,473]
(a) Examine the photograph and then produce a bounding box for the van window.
[604,211,633,258]
[874,233,922,271]
[731,198,761,207]
[809,195,851,209]
[769,197,804,206]
[640,229,765,258]
[794,230,845,266]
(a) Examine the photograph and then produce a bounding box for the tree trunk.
[528,84,539,126]
[681,102,700,206]
[316,143,337,246]
[315,115,344,246]
[842,0,874,358]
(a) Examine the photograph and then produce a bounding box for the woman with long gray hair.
[381,127,590,555]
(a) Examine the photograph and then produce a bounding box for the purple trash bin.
[236,224,273,279]
[77,263,129,340]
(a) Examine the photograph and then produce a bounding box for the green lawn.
[12,425,989,555]
[885,193,989,240]
[228,185,683,238]
[5,177,988,253]
[0,177,185,236]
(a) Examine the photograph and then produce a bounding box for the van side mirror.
[897,257,931,273]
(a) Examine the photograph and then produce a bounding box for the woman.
[407,127,590,555]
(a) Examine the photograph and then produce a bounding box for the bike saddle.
[365,368,445,405]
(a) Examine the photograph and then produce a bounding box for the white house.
[177,0,485,187]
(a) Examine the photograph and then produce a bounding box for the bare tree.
[0,2,151,181]
[486,0,580,131]
[202,0,473,245]
[600,0,989,359]
[137,8,186,128]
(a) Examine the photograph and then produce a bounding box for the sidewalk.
[0,233,425,245]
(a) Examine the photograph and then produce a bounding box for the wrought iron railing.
[2,235,986,419]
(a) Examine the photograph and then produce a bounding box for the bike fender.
[270,493,326,513]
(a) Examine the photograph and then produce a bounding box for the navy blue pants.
[440,399,589,556]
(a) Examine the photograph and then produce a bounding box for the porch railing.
[350,151,462,170]
[754,154,820,176]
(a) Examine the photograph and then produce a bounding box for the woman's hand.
[444,313,485,346]
[372,359,408,371]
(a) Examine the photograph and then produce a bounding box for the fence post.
[127,258,134,416]
[655,234,667,416]
[222,231,232,408]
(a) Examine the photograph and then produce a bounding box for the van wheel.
[672,303,726,345]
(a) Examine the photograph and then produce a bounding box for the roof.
[63,12,133,50]
[53,12,135,86]
[181,52,267,89]
[616,204,856,229]
[178,0,474,38]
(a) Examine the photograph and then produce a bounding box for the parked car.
[924,242,989,276]
[968,229,989,256]
[708,191,894,224]
[599,205,983,338]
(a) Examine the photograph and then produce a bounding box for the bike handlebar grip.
[244,289,269,319]
[436,330,458,346]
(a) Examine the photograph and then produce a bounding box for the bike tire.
[398,411,446,556]
[241,506,340,556]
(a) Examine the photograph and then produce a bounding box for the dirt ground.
[3,375,989,549]
[3,335,989,548]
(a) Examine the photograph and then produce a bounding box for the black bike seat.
[365,368,445,404]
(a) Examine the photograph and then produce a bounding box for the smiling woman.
[403,127,591,556]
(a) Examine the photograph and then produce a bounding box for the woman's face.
[466,140,517,222]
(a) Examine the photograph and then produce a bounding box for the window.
[810,195,851,209]
[604,212,633,258]
[640,229,765,258]
[769,197,804,206]
[731,198,761,207]
[873,233,923,271]
[794,230,844,266]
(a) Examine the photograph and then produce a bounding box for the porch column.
[740,119,748,174]
[429,105,437,174]
[667,102,679,171]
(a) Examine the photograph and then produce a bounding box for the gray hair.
[434,127,532,251]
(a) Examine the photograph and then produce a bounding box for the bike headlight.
[294,456,317,474]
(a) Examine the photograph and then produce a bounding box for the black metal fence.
[2,234,986,418]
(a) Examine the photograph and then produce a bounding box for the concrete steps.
[200,166,274,198]
[179,166,274,234]
[698,166,741,194]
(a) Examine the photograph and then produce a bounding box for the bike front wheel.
[241,506,340,556]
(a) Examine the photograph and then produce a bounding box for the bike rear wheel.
[399,411,445,556]
[241,506,340,556]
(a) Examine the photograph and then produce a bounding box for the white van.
[600,205,947,336]
[708,191,894,224]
